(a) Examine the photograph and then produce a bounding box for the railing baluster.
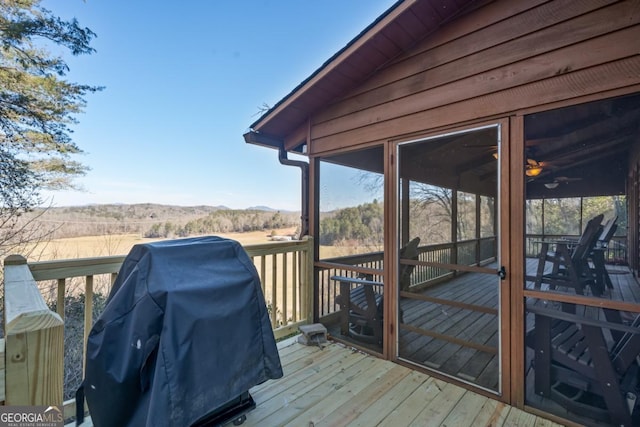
[83,275,94,375]
[260,254,266,301]
[57,278,66,320]
[282,252,288,326]
[271,253,277,327]
[292,251,298,322]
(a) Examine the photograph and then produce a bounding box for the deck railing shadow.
[2,236,313,420]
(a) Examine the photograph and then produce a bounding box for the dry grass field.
[19,229,367,329]
[23,229,297,262]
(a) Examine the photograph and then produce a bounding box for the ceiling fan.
[525,158,544,177]
[466,147,573,182]
[540,176,582,189]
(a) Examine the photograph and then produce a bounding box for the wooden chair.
[333,237,420,345]
[588,215,618,293]
[527,304,640,426]
[333,275,385,344]
[531,214,604,295]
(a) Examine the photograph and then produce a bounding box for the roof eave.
[248,0,410,134]
[243,130,284,150]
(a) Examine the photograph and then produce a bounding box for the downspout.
[279,146,309,239]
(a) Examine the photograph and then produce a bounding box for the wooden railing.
[316,237,497,319]
[525,234,627,264]
[2,237,313,417]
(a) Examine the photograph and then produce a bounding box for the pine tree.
[0,0,100,254]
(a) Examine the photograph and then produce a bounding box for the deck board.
[252,340,562,427]
[398,268,500,389]
[71,339,564,427]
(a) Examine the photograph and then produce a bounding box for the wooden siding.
[253,0,480,139]
[307,0,640,154]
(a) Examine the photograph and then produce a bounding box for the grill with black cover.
[79,236,283,426]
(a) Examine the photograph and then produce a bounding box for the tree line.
[319,200,383,246]
[144,209,299,238]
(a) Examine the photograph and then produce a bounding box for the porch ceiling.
[323,93,640,200]
[525,93,640,199]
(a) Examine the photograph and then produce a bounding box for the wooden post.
[0,338,5,404]
[4,255,64,407]
[83,275,94,375]
[303,236,314,325]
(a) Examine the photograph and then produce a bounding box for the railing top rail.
[319,237,499,265]
[28,255,126,281]
[244,238,311,255]
[23,237,313,281]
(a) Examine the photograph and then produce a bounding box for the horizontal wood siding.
[308,0,640,154]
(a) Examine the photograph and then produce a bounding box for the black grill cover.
[83,236,283,427]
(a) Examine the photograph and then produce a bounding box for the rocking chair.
[530,214,604,296]
[527,304,640,426]
[333,237,420,345]
[588,215,618,293]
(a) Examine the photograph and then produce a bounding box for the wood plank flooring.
[73,261,639,427]
[327,260,640,395]
[243,339,563,427]
[72,338,564,427]
[398,269,500,391]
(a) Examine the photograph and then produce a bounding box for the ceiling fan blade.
[555,176,582,182]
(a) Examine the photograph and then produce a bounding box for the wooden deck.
[326,259,640,398]
[72,338,563,427]
[71,260,639,426]
[245,339,565,427]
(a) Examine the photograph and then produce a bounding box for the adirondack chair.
[333,237,420,345]
[531,214,604,296]
[589,215,618,293]
[527,304,640,426]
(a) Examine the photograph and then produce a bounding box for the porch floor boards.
[524,257,639,302]
[399,269,500,391]
[327,259,639,395]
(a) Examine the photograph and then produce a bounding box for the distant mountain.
[248,205,276,211]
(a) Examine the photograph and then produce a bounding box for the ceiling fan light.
[544,182,559,189]
[525,165,543,177]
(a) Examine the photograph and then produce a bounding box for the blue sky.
[39,0,397,211]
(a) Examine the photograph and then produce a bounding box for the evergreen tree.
[0,0,100,254]
[1,0,100,208]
